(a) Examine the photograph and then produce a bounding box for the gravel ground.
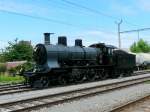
[115,96,150,112]
[31,83,150,112]
[0,74,150,104]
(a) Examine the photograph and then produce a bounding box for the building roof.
[6,61,26,69]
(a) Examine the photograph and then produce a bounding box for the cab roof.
[89,43,117,49]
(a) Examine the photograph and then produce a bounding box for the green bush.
[0,73,25,83]
[8,67,16,75]
[8,62,33,75]
[0,63,6,73]
[20,62,33,71]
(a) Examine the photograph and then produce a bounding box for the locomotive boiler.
[23,33,136,88]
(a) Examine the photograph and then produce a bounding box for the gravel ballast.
[114,96,150,112]
[0,74,150,105]
[31,83,150,112]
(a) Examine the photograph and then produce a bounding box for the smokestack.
[44,33,50,45]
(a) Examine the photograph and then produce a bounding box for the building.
[6,61,27,69]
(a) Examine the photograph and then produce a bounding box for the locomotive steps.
[0,73,150,112]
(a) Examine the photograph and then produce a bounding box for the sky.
[0,0,150,49]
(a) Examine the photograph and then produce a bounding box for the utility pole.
[0,48,4,54]
[137,30,140,41]
[115,19,123,48]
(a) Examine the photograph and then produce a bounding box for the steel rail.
[0,74,150,112]
[0,83,24,89]
[110,95,150,112]
[0,85,30,92]
[0,88,34,96]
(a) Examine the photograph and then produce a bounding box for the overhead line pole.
[115,19,122,48]
[137,31,140,41]
[0,49,4,54]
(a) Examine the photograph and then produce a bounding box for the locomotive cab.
[89,43,116,65]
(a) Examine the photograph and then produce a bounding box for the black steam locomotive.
[23,33,136,88]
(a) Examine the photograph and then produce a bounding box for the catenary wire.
[0,9,116,35]
[60,0,139,27]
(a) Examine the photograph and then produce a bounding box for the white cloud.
[85,30,116,37]
[110,1,137,16]
[111,0,150,15]
[0,40,8,49]
[71,30,118,47]
[0,0,49,16]
[137,0,150,11]
[78,30,149,49]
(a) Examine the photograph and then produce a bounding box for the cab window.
[108,48,113,55]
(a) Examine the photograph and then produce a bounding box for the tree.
[0,63,6,73]
[130,39,150,53]
[0,39,33,62]
[0,54,5,62]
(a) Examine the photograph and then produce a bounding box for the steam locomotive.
[23,33,136,88]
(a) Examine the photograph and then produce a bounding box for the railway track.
[0,87,33,96]
[0,83,32,96]
[0,83,24,89]
[110,95,150,112]
[133,69,150,75]
[0,73,150,112]
[0,70,149,97]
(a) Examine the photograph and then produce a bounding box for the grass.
[0,73,25,84]
[145,80,150,84]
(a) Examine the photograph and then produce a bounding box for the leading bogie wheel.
[32,76,49,88]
